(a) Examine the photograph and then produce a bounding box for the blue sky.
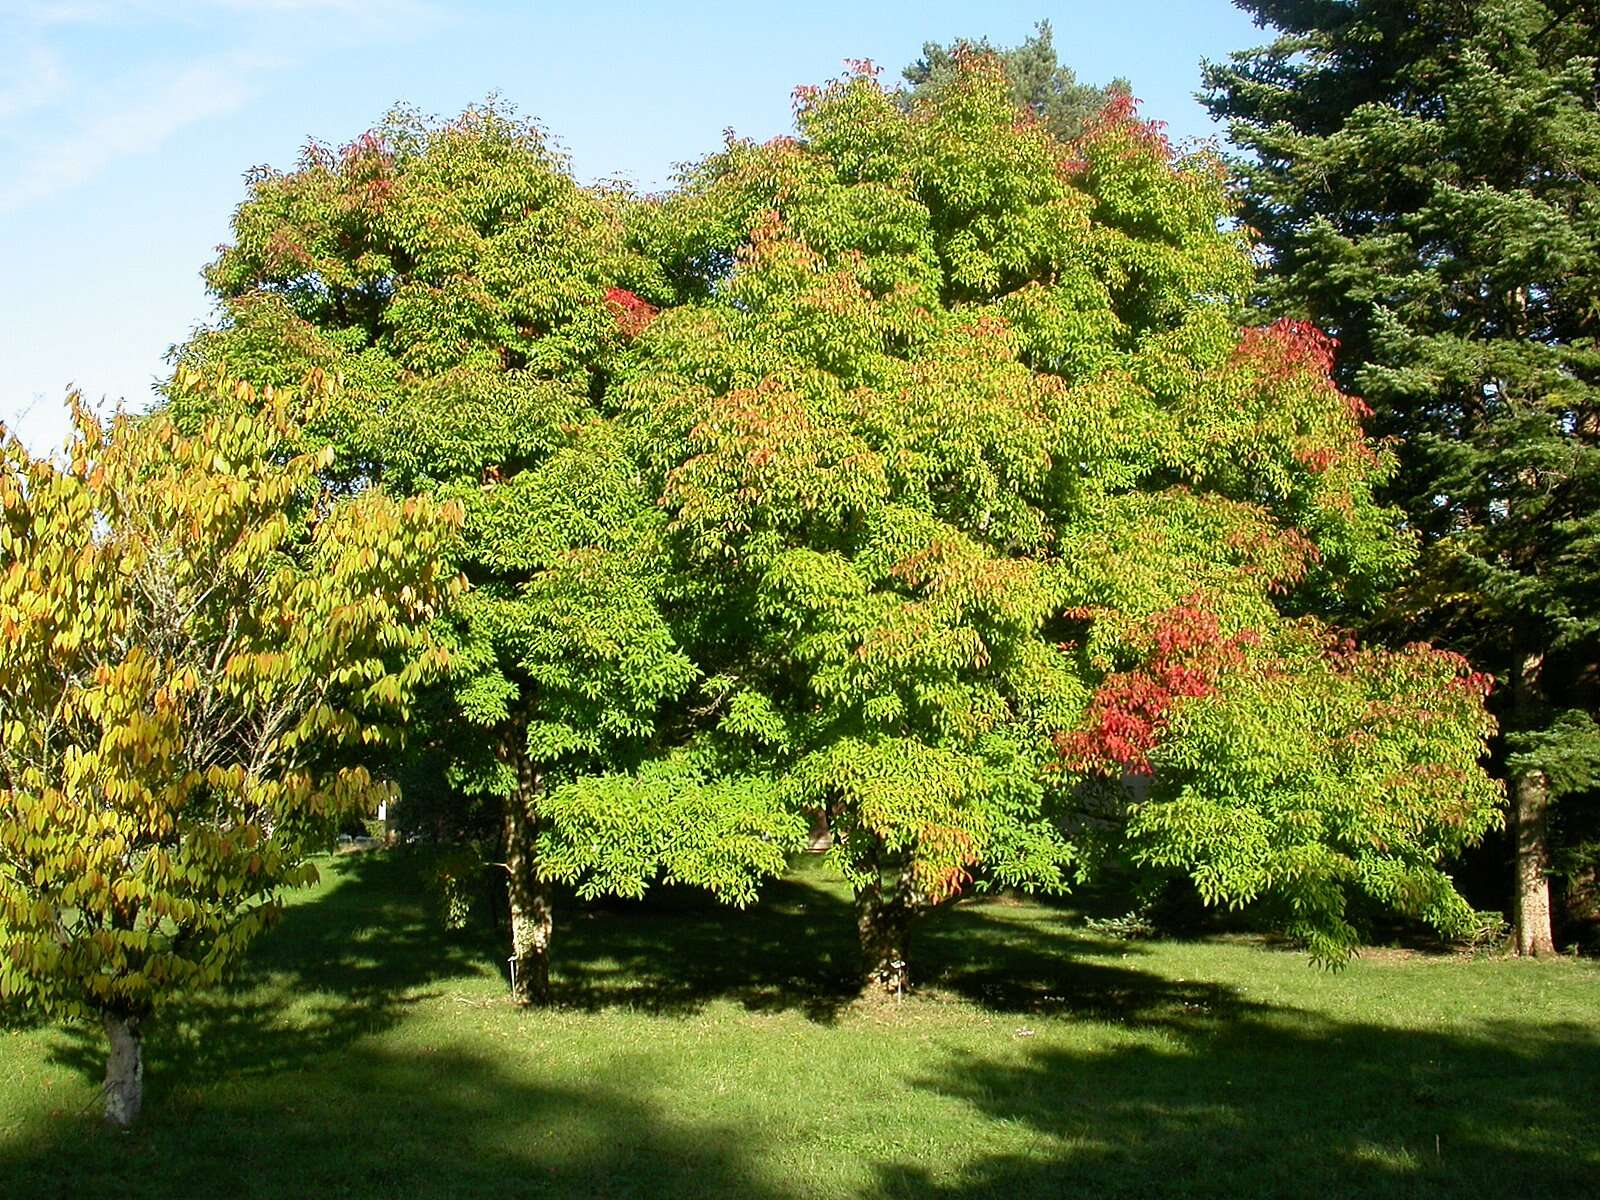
[0,0,1265,452]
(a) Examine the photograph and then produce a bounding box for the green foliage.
[1508,711,1600,801]
[539,753,804,904]
[186,101,798,907]
[177,54,1505,968]
[426,843,488,931]
[0,368,459,1022]
[1129,625,1502,960]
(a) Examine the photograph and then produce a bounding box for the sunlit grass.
[3,850,1595,1199]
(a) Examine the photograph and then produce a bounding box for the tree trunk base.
[504,738,552,1006]
[509,886,552,1006]
[103,1013,143,1128]
[857,880,914,998]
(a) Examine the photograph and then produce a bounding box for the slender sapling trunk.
[102,1012,143,1128]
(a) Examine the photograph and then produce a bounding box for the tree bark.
[856,870,916,997]
[102,1012,143,1128]
[504,734,552,1005]
[1513,651,1557,958]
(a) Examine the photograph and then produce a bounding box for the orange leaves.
[1223,520,1322,594]
[912,822,980,903]
[663,380,888,556]
[886,535,1043,626]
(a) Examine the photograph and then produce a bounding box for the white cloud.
[0,0,448,215]
[0,45,64,121]
[0,55,268,216]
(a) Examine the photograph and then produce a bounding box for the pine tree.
[1205,0,1600,954]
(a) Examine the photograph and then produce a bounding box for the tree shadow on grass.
[916,895,1247,1024]
[552,861,1209,1026]
[34,849,500,1093]
[7,850,800,1199]
[875,1013,1600,1200]
[5,1041,796,1200]
[553,870,864,1022]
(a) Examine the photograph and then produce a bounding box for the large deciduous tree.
[0,368,458,1125]
[1204,0,1600,955]
[619,56,1501,990]
[181,104,802,1003]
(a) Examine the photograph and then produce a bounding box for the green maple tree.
[617,56,1501,988]
[180,103,802,1003]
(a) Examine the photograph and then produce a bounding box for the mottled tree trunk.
[1514,652,1557,958]
[102,1012,143,1128]
[857,870,916,996]
[504,735,552,1005]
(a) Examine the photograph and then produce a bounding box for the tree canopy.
[181,102,804,1003]
[902,19,1128,142]
[173,52,1504,998]
[613,57,1500,979]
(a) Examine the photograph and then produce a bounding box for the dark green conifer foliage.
[1205,0,1600,953]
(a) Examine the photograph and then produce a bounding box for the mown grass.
[2,850,1596,1199]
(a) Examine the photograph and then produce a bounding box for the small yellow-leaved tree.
[0,368,460,1126]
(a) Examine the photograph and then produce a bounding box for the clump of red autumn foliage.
[1235,317,1374,421]
[1057,599,1256,776]
[604,287,659,338]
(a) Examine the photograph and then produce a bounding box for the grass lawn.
[2,850,1596,1199]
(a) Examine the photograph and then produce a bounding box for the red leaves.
[1235,318,1338,383]
[913,822,979,903]
[1088,92,1143,134]
[1234,318,1381,480]
[1057,599,1252,777]
[265,228,314,273]
[341,130,387,166]
[339,130,395,213]
[1294,445,1339,474]
[604,287,659,339]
